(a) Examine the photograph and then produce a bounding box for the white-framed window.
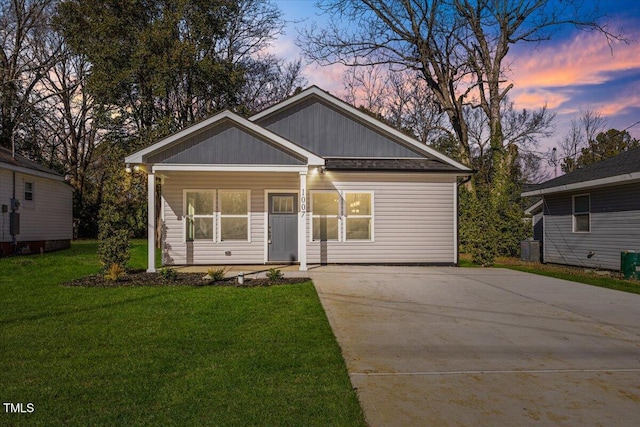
[344,192,373,241]
[573,194,590,233]
[185,190,215,241]
[219,190,250,241]
[311,191,340,241]
[24,182,34,201]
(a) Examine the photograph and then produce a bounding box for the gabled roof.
[251,86,472,173]
[125,110,324,167]
[0,146,66,182]
[522,147,640,196]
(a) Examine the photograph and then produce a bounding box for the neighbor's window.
[219,190,249,240]
[312,192,339,241]
[573,194,590,233]
[185,191,214,241]
[24,182,34,201]
[344,192,373,240]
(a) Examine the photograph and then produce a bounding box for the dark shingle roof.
[324,158,465,172]
[538,146,640,190]
[0,146,63,176]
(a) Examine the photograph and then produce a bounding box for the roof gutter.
[521,172,640,197]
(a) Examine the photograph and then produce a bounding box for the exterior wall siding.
[161,171,298,265]
[543,182,640,270]
[0,168,73,244]
[306,173,456,264]
[160,171,457,265]
[147,120,304,165]
[256,97,424,158]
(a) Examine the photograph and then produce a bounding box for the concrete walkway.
[310,266,640,427]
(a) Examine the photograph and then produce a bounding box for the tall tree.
[1,0,62,152]
[576,128,639,167]
[300,0,622,264]
[559,108,607,173]
[300,1,622,180]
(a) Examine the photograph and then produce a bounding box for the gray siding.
[147,119,304,165]
[0,168,72,243]
[307,173,456,264]
[256,97,424,158]
[161,171,297,265]
[543,182,640,270]
[160,171,457,265]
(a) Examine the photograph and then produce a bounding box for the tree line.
[1,0,306,238]
[2,0,636,266]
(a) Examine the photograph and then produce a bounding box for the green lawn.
[460,254,640,295]
[0,241,365,426]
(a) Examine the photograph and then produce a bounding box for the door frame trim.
[264,189,300,264]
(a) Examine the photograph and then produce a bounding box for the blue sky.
[271,0,640,152]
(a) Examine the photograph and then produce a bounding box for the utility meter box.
[10,212,20,235]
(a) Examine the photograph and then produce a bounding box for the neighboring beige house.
[0,147,73,255]
[125,86,473,272]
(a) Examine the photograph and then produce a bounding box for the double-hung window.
[219,190,250,241]
[310,191,374,241]
[573,194,590,233]
[344,192,373,240]
[186,191,215,241]
[311,192,340,241]
[24,182,34,201]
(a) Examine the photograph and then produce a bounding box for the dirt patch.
[63,270,310,288]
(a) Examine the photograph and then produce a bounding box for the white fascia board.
[524,199,543,215]
[250,86,472,172]
[1,163,66,182]
[125,110,324,166]
[151,164,310,173]
[521,172,640,197]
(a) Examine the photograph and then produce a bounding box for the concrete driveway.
[310,266,640,427]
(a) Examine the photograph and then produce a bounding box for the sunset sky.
[272,0,640,155]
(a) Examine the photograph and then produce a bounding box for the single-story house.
[0,146,73,255]
[125,86,473,272]
[521,146,640,270]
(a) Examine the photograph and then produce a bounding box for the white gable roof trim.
[0,162,68,183]
[125,110,324,167]
[250,86,472,173]
[522,172,640,197]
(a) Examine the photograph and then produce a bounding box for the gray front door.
[268,193,298,262]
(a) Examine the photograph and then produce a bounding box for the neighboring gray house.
[521,147,640,270]
[0,147,73,255]
[125,86,472,272]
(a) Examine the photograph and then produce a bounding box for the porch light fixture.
[125,163,132,173]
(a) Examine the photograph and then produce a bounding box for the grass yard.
[460,254,640,295]
[0,241,366,426]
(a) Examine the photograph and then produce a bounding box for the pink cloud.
[508,26,640,107]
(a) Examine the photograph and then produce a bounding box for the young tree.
[559,108,607,173]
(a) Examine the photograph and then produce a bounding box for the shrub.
[266,268,284,282]
[159,267,178,281]
[207,267,228,282]
[104,263,126,281]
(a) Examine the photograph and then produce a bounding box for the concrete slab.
[311,266,640,427]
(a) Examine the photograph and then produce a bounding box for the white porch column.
[147,172,156,273]
[298,171,308,271]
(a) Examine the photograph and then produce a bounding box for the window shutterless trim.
[342,191,374,242]
[183,190,216,242]
[572,193,590,233]
[218,190,251,242]
[310,190,341,242]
